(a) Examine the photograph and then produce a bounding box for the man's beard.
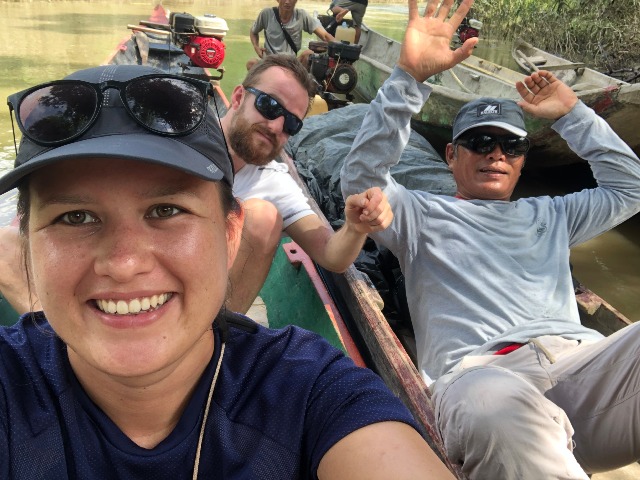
[228,111,283,167]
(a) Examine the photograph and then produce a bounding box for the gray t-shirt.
[251,8,321,55]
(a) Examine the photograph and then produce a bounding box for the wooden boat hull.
[353,26,640,169]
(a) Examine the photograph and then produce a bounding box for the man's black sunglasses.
[7,74,213,150]
[456,133,530,157]
[244,86,303,136]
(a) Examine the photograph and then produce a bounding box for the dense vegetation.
[470,0,640,79]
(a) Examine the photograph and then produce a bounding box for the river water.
[0,0,638,320]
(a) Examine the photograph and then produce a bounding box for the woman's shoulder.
[1,313,66,380]
[0,314,70,441]
[224,311,343,366]
[219,311,355,402]
[1,313,58,360]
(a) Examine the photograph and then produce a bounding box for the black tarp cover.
[286,103,456,228]
[286,103,457,334]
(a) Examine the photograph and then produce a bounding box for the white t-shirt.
[233,160,314,229]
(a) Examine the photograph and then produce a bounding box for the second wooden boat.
[352,26,640,169]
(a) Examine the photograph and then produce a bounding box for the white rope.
[530,338,557,364]
[192,342,226,479]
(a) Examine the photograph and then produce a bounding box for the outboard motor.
[169,12,228,69]
[456,17,482,43]
[308,40,362,96]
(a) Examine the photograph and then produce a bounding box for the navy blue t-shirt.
[0,312,417,479]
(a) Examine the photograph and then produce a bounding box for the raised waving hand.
[397,0,478,83]
[516,70,579,120]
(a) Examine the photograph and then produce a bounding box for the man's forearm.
[340,67,430,198]
[550,101,640,247]
[286,216,366,273]
[249,30,263,56]
[315,28,335,43]
[320,222,368,272]
[554,101,640,193]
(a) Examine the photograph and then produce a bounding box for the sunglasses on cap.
[7,74,214,151]
[456,133,530,157]
[244,86,303,136]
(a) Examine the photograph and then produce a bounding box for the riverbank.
[470,0,640,77]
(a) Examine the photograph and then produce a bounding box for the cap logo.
[477,104,501,116]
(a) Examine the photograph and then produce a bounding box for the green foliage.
[470,0,640,72]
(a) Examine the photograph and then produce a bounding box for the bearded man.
[221,54,392,313]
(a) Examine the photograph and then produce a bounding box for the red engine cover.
[458,27,480,43]
[184,36,225,68]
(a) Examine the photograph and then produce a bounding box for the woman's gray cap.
[452,97,528,141]
[0,64,233,195]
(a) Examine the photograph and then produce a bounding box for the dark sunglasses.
[244,86,303,136]
[7,74,213,150]
[456,133,530,157]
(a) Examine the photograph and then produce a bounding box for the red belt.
[494,343,525,355]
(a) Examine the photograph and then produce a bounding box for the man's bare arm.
[314,26,336,43]
[286,187,392,272]
[249,29,266,58]
[0,225,41,315]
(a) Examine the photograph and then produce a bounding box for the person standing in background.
[248,0,335,70]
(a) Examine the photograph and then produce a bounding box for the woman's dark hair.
[17,182,29,237]
[218,180,242,219]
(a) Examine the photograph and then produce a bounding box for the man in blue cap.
[341,0,640,477]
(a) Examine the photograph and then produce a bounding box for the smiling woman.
[24,159,235,383]
[0,62,454,479]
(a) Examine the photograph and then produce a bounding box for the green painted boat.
[0,294,18,323]
[352,25,640,169]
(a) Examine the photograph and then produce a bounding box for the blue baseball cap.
[1,64,233,195]
[452,97,528,141]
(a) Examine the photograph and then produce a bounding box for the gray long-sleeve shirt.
[341,67,640,383]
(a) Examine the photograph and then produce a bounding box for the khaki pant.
[432,322,640,479]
